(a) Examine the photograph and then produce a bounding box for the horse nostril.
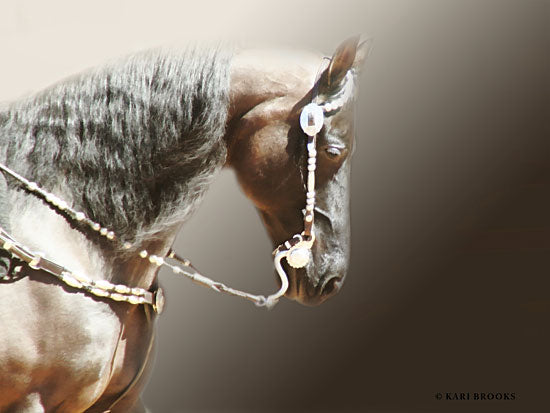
[321,276,343,297]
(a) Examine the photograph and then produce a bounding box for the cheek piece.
[268,102,324,307]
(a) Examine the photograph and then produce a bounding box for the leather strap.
[0,226,163,312]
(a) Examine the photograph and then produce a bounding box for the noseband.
[0,62,353,312]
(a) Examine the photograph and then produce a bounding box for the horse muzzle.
[282,262,345,306]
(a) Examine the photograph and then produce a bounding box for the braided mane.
[0,47,232,246]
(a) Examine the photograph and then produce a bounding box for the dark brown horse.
[0,37,368,411]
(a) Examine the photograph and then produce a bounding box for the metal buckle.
[153,288,165,314]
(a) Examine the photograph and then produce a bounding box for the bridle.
[0,62,354,314]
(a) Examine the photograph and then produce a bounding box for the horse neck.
[1,48,233,292]
[111,229,180,290]
[2,183,178,291]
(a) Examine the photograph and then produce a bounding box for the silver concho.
[300,103,324,136]
[286,247,310,268]
[153,288,166,314]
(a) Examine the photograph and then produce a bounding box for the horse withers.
[0,37,369,412]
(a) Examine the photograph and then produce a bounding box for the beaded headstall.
[0,66,354,313]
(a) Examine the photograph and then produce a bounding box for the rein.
[0,62,352,313]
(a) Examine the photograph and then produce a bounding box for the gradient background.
[1,1,549,412]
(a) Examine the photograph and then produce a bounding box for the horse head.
[227,37,370,306]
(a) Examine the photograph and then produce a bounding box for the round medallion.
[286,247,310,268]
[300,103,324,136]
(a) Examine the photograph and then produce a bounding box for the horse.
[0,36,368,412]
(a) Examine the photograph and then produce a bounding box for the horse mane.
[0,46,232,248]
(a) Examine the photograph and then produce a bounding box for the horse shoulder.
[0,273,124,411]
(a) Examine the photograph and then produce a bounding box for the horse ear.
[353,37,373,72]
[325,35,372,88]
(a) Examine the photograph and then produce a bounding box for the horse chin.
[281,264,344,307]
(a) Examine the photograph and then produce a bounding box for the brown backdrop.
[1,1,549,412]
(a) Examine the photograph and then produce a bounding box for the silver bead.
[307,175,315,191]
[75,212,85,221]
[110,293,126,302]
[73,272,92,285]
[62,274,83,289]
[132,287,145,296]
[57,200,68,210]
[115,284,131,294]
[128,295,141,305]
[90,287,110,298]
[95,279,114,291]
[149,255,163,266]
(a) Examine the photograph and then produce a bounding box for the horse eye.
[325,146,343,159]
